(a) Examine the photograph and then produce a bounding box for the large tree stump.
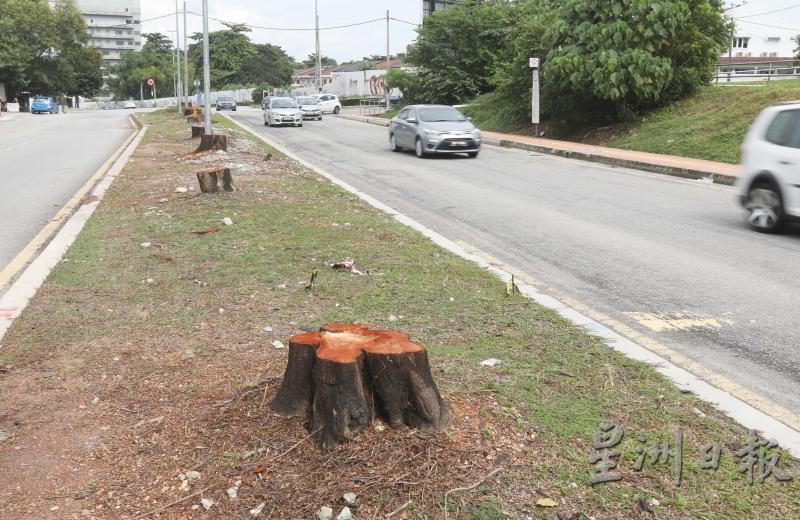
[271,324,451,452]
[196,167,233,193]
[196,134,227,153]
[191,125,204,138]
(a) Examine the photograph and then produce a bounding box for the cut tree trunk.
[271,324,451,452]
[196,167,233,193]
[191,125,204,138]
[196,134,227,153]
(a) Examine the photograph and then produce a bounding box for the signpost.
[529,57,540,133]
[147,77,156,101]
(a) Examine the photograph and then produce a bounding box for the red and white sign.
[146,78,156,87]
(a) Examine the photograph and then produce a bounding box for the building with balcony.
[76,0,142,71]
[422,0,460,18]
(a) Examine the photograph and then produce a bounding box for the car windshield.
[218,97,233,102]
[271,99,297,108]
[296,97,317,105]
[34,96,48,101]
[418,107,466,122]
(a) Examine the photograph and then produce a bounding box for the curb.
[0,118,147,341]
[225,111,800,457]
[339,114,738,186]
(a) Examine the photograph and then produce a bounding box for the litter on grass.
[330,259,364,275]
[480,358,503,367]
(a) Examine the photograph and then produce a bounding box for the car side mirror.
[407,117,418,124]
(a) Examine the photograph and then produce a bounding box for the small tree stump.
[271,324,451,452]
[196,167,233,193]
[191,125,204,138]
[186,115,202,124]
[196,134,227,153]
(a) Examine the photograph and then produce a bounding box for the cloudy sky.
[140,0,423,63]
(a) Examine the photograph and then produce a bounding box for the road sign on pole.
[146,78,155,87]
[529,57,540,127]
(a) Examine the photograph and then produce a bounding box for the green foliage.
[108,32,178,100]
[301,53,337,67]
[189,24,257,88]
[238,44,295,88]
[0,0,102,99]
[404,0,517,104]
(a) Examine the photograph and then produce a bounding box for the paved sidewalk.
[340,113,740,185]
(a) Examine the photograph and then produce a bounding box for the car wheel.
[415,138,426,158]
[298,123,303,127]
[468,151,479,158]
[264,116,269,126]
[333,106,340,114]
[745,182,783,232]
[390,133,400,152]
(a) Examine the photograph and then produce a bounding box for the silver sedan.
[388,105,481,158]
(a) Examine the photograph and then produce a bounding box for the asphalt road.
[229,107,800,423]
[0,110,133,271]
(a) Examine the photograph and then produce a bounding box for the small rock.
[271,340,286,349]
[374,423,386,432]
[91,396,100,405]
[140,242,151,248]
[226,480,240,500]
[185,470,202,480]
[692,407,706,419]
[179,479,190,492]
[0,430,11,443]
[175,187,188,193]
[50,506,59,512]
[388,314,398,322]
[201,498,214,510]
[569,482,578,489]
[536,497,558,507]
[449,297,455,302]
[336,507,353,520]
[277,283,287,289]
[145,278,155,284]
[158,198,169,203]
[649,498,661,507]
[222,217,233,226]
[480,358,502,367]
[250,502,267,516]
[263,326,273,332]
[218,308,225,315]
[316,506,333,520]
[342,492,357,506]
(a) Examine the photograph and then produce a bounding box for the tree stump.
[191,125,204,138]
[196,134,227,153]
[271,324,451,452]
[196,167,233,193]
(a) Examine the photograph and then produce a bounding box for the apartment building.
[422,0,460,18]
[77,0,143,70]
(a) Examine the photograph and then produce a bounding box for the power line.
[187,11,385,31]
[390,17,418,26]
[734,18,800,32]
[736,4,800,19]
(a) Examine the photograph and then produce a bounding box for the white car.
[123,100,136,109]
[737,102,800,232]
[315,94,341,114]
[263,97,303,127]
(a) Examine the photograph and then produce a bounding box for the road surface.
[229,107,800,425]
[0,110,133,272]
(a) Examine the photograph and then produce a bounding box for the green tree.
[237,43,295,87]
[301,54,337,67]
[189,23,256,88]
[108,32,177,100]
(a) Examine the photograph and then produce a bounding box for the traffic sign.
[146,78,156,87]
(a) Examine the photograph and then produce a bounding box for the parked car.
[261,96,273,110]
[295,96,322,120]
[315,94,341,114]
[263,97,302,127]
[31,96,58,114]
[123,100,136,109]
[737,102,800,232]
[216,96,237,111]
[388,105,481,158]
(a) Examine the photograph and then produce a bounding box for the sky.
[139,0,423,64]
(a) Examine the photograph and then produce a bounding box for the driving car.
[123,100,136,109]
[31,96,58,114]
[737,102,800,232]
[315,94,341,114]
[216,96,237,111]
[388,105,481,158]
[263,97,302,127]
[295,96,322,120]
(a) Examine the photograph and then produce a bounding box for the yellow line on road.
[0,116,139,293]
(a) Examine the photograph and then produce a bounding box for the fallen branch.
[385,500,414,518]
[133,483,215,519]
[443,468,503,520]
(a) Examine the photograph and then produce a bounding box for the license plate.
[451,141,466,146]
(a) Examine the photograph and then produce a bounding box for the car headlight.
[472,130,481,139]
[425,129,444,136]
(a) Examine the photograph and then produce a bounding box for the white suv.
[738,102,800,232]
[315,94,341,114]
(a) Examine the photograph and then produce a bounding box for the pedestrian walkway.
[340,113,740,185]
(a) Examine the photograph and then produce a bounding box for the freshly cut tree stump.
[271,324,451,452]
[196,167,233,193]
[191,125,204,138]
[196,134,227,153]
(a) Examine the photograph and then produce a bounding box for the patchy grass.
[0,110,796,519]
[465,81,800,164]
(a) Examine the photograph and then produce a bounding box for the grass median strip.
[0,110,796,519]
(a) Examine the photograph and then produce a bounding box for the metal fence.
[715,59,800,83]
[359,97,389,116]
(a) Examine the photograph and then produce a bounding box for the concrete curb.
[339,114,738,186]
[226,111,800,457]
[0,119,147,342]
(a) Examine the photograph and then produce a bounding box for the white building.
[725,34,794,59]
[76,0,142,71]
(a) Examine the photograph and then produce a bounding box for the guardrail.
[715,59,800,83]
[359,97,389,116]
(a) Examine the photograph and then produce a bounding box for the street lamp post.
[202,0,212,134]
[174,0,182,113]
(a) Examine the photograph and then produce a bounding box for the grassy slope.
[0,111,797,518]
[465,81,800,164]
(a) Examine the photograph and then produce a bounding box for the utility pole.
[183,1,189,106]
[174,0,182,113]
[386,10,390,111]
[723,1,746,83]
[315,0,321,93]
[172,43,178,109]
[202,0,212,134]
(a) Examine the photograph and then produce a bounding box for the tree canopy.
[108,33,179,100]
[0,0,103,99]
